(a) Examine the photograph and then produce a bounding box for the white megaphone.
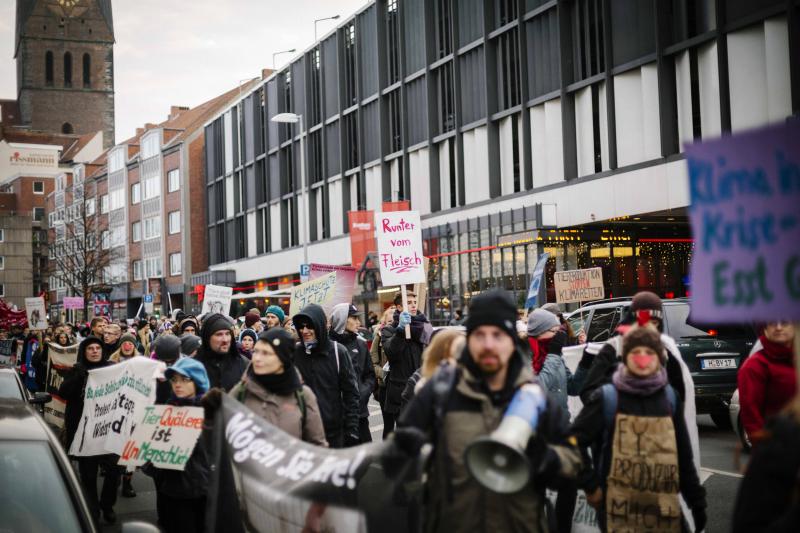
[463,383,547,494]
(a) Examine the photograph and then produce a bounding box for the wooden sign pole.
[401,285,411,339]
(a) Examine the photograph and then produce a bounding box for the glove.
[201,388,224,421]
[535,446,562,481]
[381,427,427,476]
[692,507,707,532]
[398,311,412,329]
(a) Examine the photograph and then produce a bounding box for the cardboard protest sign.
[310,263,356,312]
[69,357,161,457]
[554,268,604,304]
[374,210,426,286]
[119,405,204,471]
[289,272,337,316]
[0,339,14,366]
[63,296,84,310]
[201,284,233,316]
[685,120,800,323]
[25,297,48,330]
[43,342,78,429]
[209,395,421,533]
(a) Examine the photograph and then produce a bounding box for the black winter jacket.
[59,337,113,451]
[330,329,376,418]
[195,327,249,392]
[293,304,360,442]
[381,311,431,415]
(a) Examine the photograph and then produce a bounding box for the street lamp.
[272,48,296,69]
[314,15,340,41]
[271,112,309,268]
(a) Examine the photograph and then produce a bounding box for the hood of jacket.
[293,304,329,350]
[76,335,107,368]
[329,303,350,335]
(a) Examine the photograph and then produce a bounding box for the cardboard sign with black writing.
[606,414,681,532]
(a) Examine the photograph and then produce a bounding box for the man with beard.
[396,289,582,532]
[329,303,376,443]
[195,313,249,392]
[380,290,432,436]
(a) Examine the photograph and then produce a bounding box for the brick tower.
[15,0,115,147]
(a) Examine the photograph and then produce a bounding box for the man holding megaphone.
[394,289,582,532]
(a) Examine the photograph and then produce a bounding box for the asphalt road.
[105,405,745,532]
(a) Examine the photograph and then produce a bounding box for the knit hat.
[153,334,181,362]
[244,312,260,328]
[239,328,257,344]
[264,305,286,324]
[622,326,666,364]
[119,333,137,346]
[180,334,201,356]
[248,307,261,316]
[541,303,562,316]
[178,316,199,333]
[465,289,517,339]
[257,327,296,368]
[527,308,560,337]
[201,313,234,338]
[630,291,664,320]
[165,357,210,395]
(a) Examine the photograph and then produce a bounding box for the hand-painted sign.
[25,297,48,330]
[119,405,204,471]
[685,120,800,322]
[63,296,84,310]
[44,342,78,428]
[375,210,426,286]
[201,284,233,316]
[309,264,357,314]
[554,268,604,304]
[289,272,338,316]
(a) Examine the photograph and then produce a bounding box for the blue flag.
[525,253,550,309]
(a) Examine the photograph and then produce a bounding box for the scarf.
[392,310,429,343]
[529,337,551,374]
[248,365,302,396]
[759,335,794,363]
[612,365,668,396]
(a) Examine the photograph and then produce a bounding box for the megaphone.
[463,383,547,494]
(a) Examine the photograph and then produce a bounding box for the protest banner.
[289,272,338,316]
[0,339,14,366]
[310,263,356,313]
[207,395,421,533]
[201,284,233,316]
[554,268,604,304]
[525,253,550,309]
[119,405,204,471]
[63,296,84,310]
[69,357,161,457]
[24,296,48,330]
[43,342,78,429]
[685,120,800,323]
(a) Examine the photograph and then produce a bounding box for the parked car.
[0,366,51,408]
[564,297,756,428]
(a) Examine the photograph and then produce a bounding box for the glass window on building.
[0,229,4,242]
[132,221,141,242]
[100,194,109,213]
[168,211,180,234]
[0,256,4,270]
[131,183,141,204]
[168,169,180,192]
[33,207,45,221]
[143,216,161,240]
[143,175,160,200]
[169,253,181,276]
[132,260,142,281]
[33,181,44,194]
[0,284,4,297]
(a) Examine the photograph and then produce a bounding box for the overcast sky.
[0,0,367,142]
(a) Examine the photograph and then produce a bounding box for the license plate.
[701,358,737,369]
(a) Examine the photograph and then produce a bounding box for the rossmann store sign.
[0,142,60,180]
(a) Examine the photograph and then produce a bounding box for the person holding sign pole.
[145,357,212,533]
[381,290,432,435]
[570,324,707,533]
[59,336,121,525]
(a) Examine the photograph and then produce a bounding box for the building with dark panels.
[15,0,115,147]
[204,0,798,321]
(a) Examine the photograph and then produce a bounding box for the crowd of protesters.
[1,285,797,533]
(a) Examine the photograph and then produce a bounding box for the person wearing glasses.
[292,304,360,448]
[146,357,212,533]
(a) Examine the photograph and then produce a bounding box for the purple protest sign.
[63,296,84,310]
[685,120,800,323]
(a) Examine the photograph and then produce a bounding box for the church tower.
[15,0,115,147]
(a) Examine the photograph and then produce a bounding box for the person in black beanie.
[180,334,201,358]
[195,313,248,392]
[380,290,432,436]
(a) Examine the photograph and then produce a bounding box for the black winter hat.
[153,334,181,362]
[201,313,234,339]
[258,327,296,369]
[180,334,202,356]
[465,289,518,340]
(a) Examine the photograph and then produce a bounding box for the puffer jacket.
[293,304,360,444]
[400,348,583,533]
[229,373,328,446]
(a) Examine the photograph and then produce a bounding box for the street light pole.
[272,48,296,69]
[314,15,340,42]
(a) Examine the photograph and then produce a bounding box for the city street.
[106,406,746,533]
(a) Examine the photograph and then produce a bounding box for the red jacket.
[738,336,797,439]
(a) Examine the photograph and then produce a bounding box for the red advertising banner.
[382,201,410,212]
[348,210,376,268]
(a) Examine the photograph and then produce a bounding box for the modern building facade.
[204,0,798,322]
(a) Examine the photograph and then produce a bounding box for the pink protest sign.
[375,210,426,286]
[309,263,357,312]
[63,297,84,310]
[685,120,800,323]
